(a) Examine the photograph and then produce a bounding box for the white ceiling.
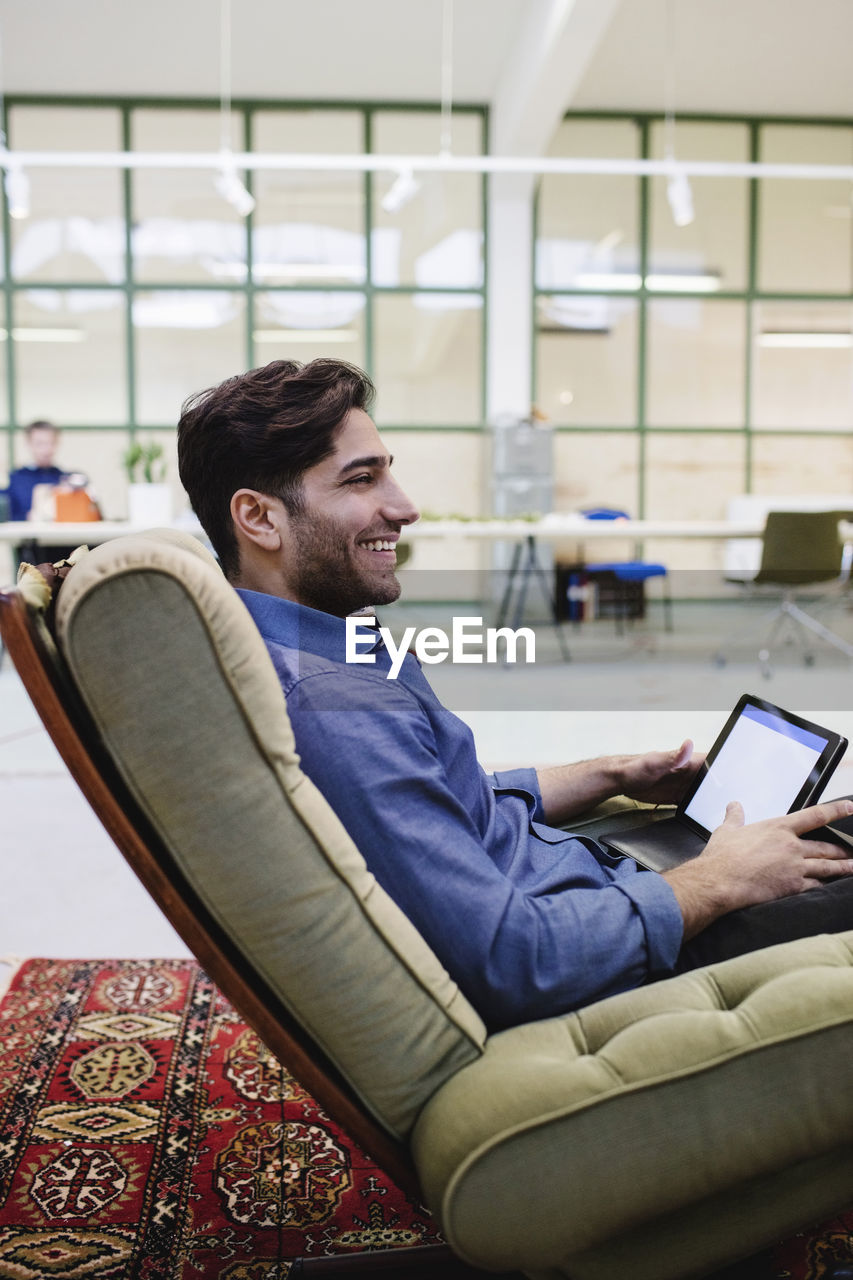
[2,0,853,123]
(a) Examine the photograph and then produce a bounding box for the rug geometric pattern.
[0,959,440,1278]
[1,959,852,1280]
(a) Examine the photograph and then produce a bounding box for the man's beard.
[288,508,402,617]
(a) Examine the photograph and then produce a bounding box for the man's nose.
[383,477,420,526]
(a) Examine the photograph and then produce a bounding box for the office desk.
[405,516,766,541]
[2,516,847,655]
[402,518,765,654]
[0,515,771,549]
[404,515,853,647]
[0,520,197,548]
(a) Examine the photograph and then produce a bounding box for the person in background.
[4,420,66,521]
[1,420,83,565]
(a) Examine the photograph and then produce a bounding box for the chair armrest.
[413,930,853,1278]
[568,795,674,841]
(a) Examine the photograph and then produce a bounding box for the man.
[178,358,853,1029]
[2,419,82,566]
[5,420,66,521]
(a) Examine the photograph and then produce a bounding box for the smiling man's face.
[278,408,419,617]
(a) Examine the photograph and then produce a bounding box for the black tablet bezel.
[676,693,848,840]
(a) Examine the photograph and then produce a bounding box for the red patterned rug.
[0,958,850,1280]
[0,959,440,1278]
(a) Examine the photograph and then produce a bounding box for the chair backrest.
[580,507,630,521]
[0,529,488,1193]
[754,509,846,586]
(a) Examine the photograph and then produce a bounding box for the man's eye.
[348,474,373,485]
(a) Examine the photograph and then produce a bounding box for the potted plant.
[123,441,172,526]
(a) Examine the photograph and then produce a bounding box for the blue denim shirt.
[237,589,683,1028]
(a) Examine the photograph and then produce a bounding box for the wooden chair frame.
[0,582,520,1278]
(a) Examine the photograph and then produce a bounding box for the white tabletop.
[0,515,768,546]
[0,519,199,546]
[401,515,767,540]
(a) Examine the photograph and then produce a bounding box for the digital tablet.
[600,694,848,873]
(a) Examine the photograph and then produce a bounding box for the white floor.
[3,599,853,960]
[1,664,192,958]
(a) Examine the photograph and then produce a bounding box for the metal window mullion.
[2,96,15,455]
[530,174,540,419]
[122,104,136,437]
[479,105,488,428]
[636,118,649,521]
[744,120,760,493]
[245,106,255,371]
[364,109,374,381]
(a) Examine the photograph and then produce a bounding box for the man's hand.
[537,739,704,825]
[664,796,853,939]
[617,738,704,805]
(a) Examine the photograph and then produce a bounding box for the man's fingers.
[787,797,853,834]
[804,840,853,860]
[720,800,745,828]
[803,857,853,882]
[671,739,693,770]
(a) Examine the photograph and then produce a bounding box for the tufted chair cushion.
[413,930,853,1278]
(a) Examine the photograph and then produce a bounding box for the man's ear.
[230,489,285,552]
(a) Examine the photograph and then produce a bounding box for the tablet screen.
[683,700,832,833]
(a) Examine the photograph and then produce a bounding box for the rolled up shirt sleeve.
[288,668,685,1029]
[608,865,684,977]
[490,766,547,820]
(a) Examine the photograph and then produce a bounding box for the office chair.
[3,529,853,1279]
[714,509,853,677]
[580,508,673,633]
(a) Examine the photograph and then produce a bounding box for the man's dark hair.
[25,419,57,435]
[177,358,375,577]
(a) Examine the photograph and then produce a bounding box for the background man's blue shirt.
[5,465,65,520]
[237,589,684,1027]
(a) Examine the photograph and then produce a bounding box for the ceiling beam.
[490,0,623,156]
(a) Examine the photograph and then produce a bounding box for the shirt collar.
[235,588,382,662]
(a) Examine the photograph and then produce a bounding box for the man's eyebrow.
[337,454,393,476]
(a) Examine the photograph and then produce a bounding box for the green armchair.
[3,528,853,1280]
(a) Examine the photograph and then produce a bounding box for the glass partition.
[553,432,640,514]
[373,293,482,425]
[537,119,640,291]
[13,289,127,425]
[134,291,246,424]
[254,291,366,367]
[536,295,637,425]
[752,299,853,430]
[131,109,247,285]
[2,101,852,555]
[644,434,746,519]
[646,299,747,426]
[371,112,483,289]
[9,107,124,284]
[535,113,853,524]
[758,125,853,293]
[648,121,749,291]
[751,433,853,495]
[252,110,366,287]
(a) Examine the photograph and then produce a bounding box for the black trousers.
[675,874,853,972]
